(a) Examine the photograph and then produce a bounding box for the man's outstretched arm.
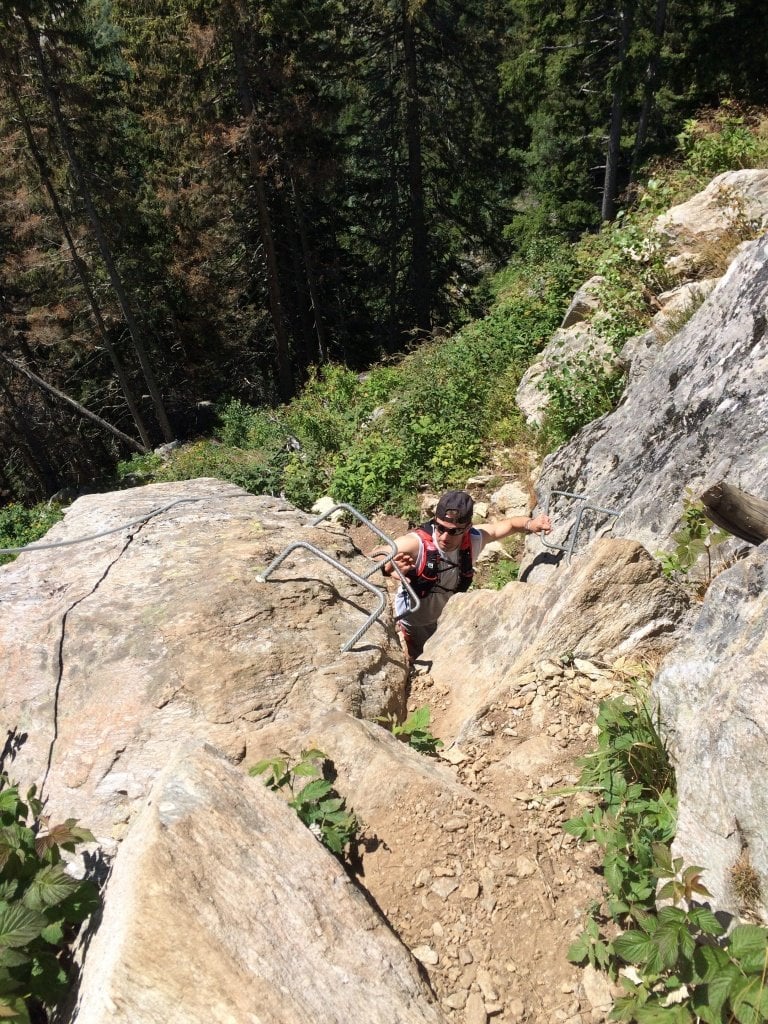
[479,513,552,543]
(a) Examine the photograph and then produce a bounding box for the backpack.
[406,521,475,600]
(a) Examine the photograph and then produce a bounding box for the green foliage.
[565,696,768,1024]
[609,866,768,1024]
[119,440,289,497]
[378,707,444,756]
[539,349,626,451]
[0,775,99,1022]
[563,697,676,915]
[656,499,730,588]
[677,113,768,177]
[0,504,63,566]
[486,559,520,590]
[249,749,359,858]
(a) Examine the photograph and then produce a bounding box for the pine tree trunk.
[229,19,294,401]
[630,0,668,179]
[3,63,151,451]
[401,0,431,335]
[21,15,175,442]
[290,175,328,364]
[601,3,635,222]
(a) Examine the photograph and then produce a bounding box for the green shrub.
[486,559,520,589]
[539,350,626,451]
[0,503,63,566]
[378,706,444,755]
[121,440,289,496]
[656,498,731,595]
[0,776,99,1022]
[331,432,416,516]
[249,749,359,859]
[563,694,768,1023]
[678,113,768,176]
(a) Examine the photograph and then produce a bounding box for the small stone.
[431,878,459,899]
[432,921,445,938]
[479,867,495,890]
[440,745,470,765]
[444,992,468,1011]
[509,693,535,709]
[444,817,470,832]
[476,968,499,1002]
[515,855,537,878]
[507,995,528,1019]
[460,964,478,987]
[465,991,487,1024]
[538,659,563,678]
[582,964,614,1011]
[412,945,440,966]
[573,657,603,678]
[461,880,481,900]
[458,947,474,965]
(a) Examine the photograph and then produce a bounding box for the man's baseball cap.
[435,490,474,524]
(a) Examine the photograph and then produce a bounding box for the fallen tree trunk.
[699,481,768,545]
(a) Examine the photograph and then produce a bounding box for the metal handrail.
[256,503,419,652]
[540,490,621,563]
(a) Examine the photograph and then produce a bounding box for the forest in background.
[2,0,768,504]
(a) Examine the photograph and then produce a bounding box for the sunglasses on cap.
[432,518,469,537]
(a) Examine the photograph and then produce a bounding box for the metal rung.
[256,503,419,653]
[540,490,621,563]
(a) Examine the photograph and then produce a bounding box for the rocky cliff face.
[518,172,768,927]
[522,231,768,575]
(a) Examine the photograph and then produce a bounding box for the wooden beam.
[699,481,768,546]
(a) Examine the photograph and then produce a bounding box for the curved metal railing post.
[311,502,420,613]
[540,490,621,563]
[256,502,419,652]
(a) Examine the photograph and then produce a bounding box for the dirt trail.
[356,656,626,1024]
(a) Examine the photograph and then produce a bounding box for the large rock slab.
[655,169,768,253]
[652,543,768,920]
[69,743,447,1024]
[421,539,689,739]
[0,479,406,843]
[524,233,768,580]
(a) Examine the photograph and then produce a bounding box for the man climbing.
[371,490,551,664]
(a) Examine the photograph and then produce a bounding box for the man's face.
[433,518,470,551]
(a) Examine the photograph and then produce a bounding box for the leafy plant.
[0,504,64,566]
[379,706,444,756]
[677,112,768,176]
[656,499,730,592]
[565,695,768,1024]
[539,347,626,451]
[486,559,520,590]
[0,775,99,1022]
[564,697,676,918]
[609,851,768,1024]
[249,749,359,858]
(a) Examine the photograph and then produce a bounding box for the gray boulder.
[652,543,768,920]
[69,742,447,1024]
